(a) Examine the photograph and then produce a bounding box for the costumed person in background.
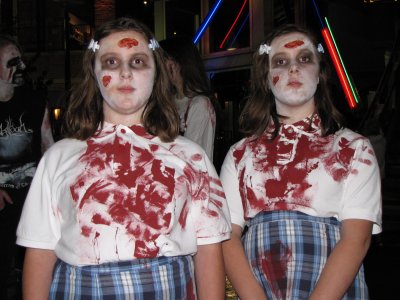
[0,34,54,299]
[17,18,231,300]
[220,24,382,300]
[159,37,216,161]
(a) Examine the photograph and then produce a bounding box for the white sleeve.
[16,152,60,249]
[219,147,246,228]
[340,137,382,234]
[190,152,231,245]
[184,96,216,161]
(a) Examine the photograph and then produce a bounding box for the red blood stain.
[102,75,111,87]
[118,38,139,48]
[70,130,176,259]
[259,240,292,299]
[179,201,189,228]
[284,40,304,48]
[234,117,376,217]
[134,240,158,258]
[191,153,202,161]
[186,277,196,300]
[92,213,111,225]
[233,145,246,163]
[273,75,279,86]
[81,226,92,237]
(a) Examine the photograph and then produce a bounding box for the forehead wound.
[284,40,304,48]
[118,38,139,48]
[272,36,313,54]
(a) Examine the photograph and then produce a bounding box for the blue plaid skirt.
[49,255,196,300]
[243,211,369,300]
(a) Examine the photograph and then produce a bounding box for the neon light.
[325,18,359,104]
[311,0,358,108]
[311,0,325,28]
[219,0,248,49]
[227,12,250,49]
[321,28,357,108]
[193,0,225,45]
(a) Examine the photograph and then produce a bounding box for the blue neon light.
[227,12,249,49]
[193,0,225,44]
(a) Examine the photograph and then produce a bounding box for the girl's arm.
[41,106,55,153]
[23,248,57,300]
[194,243,226,300]
[309,219,372,300]
[222,224,268,300]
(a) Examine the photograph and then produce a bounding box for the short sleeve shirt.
[17,123,231,265]
[220,115,382,234]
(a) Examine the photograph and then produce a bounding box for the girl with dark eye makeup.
[220,23,381,300]
[16,17,231,300]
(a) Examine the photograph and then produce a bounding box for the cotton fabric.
[220,114,382,234]
[175,95,216,161]
[243,211,368,300]
[49,255,196,300]
[17,123,231,266]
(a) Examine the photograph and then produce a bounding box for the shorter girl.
[17,18,231,300]
[221,24,382,300]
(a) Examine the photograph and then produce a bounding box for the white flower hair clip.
[259,44,271,55]
[88,39,100,52]
[317,43,324,54]
[148,38,160,51]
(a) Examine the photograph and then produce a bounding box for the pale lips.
[117,85,135,93]
[287,80,302,88]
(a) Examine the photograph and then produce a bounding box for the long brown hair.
[240,24,342,138]
[159,37,213,99]
[62,18,179,142]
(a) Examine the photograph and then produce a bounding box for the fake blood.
[102,75,111,87]
[118,38,139,48]
[284,40,304,48]
[260,240,292,299]
[70,128,176,258]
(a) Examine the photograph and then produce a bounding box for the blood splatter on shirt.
[16,123,231,265]
[221,114,381,231]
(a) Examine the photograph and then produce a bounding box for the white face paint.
[94,31,156,126]
[267,32,320,121]
[0,44,21,84]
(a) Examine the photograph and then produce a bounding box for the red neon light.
[219,0,248,49]
[321,28,357,109]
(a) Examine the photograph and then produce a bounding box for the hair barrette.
[88,39,100,52]
[148,38,159,51]
[317,43,324,54]
[259,44,271,55]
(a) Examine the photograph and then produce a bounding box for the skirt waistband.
[59,255,192,274]
[247,210,339,228]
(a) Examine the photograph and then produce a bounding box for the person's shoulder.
[43,138,86,158]
[334,128,373,148]
[171,135,205,152]
[335,127,369,141]
[164,135,209,161]
[227,136,256,161]
[191,95,211,106]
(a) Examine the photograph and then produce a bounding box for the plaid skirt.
[243,211,369,300]
[49,255,196,300]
